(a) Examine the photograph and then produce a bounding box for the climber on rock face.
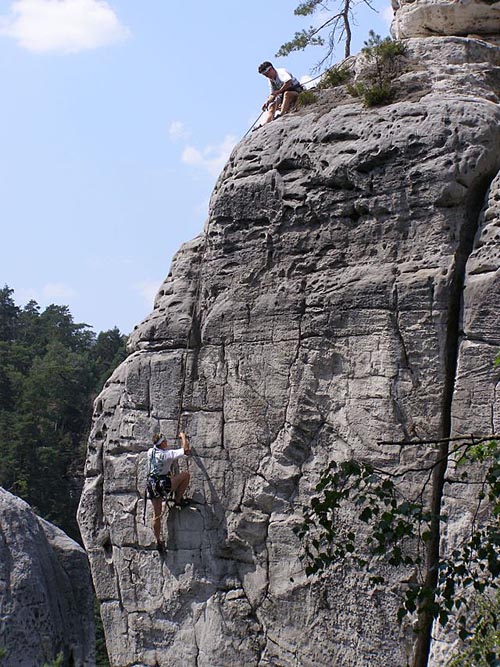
[146,431,191,548]
[258,61,303,124]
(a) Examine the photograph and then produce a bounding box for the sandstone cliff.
[0,488,95,667]
[392,0,500,43]
[78,6,500,666]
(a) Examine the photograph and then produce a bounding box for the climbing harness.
[142,445,172,522]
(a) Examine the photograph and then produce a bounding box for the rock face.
[0,488,95,667]
[429,168,500,664]
[392,0,500,42]
[78,26,500,667]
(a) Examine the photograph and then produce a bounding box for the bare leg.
[281,90,299,116]
[263,101,278,124]
[151,497,163,543]
[171,471,190,503]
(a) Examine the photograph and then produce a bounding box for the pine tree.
[277,0,376,65]
[0,286,127,541]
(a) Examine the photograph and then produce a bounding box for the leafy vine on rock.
[296,424,500,666]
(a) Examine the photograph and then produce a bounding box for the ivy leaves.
[296,458,430,578]
[296,438,500,645]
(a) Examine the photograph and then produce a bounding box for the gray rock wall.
[78,36,500,667]
[429,170,500,664]
[0,488,95,667]
[392,0,500,42]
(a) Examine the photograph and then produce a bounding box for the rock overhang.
[391,0,500,42]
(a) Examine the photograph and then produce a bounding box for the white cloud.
[0,0,130,53]
[300,74,314,89]
[194,198,209,217]
[15,287,39,304]
[311,9,331,30]
[383,4,394,25]
[181,134,238,177]
[15,282,76,305]
[135,280,159,307]
[42,282,76,300]
[87,255,134,270]
[168,120,191,142]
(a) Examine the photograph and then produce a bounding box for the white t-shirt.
[147,446,184,476]
[269,68,301,93]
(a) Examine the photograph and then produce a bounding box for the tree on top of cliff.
[276,0,376,66]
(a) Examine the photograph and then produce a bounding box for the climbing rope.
[171,222,213,479]
[172,63,334,463]
[164,58,353,481]
[143,59,356,533]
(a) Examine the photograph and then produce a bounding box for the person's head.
[152,433,167,449]
[258,61,275,78]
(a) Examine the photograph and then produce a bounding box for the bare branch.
[378,434,499,447]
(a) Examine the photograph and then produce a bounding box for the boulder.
[0,488,95,667]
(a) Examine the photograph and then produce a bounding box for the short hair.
[258,61,273,74]
[152,433,164,445]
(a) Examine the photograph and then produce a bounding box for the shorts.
[147,475,172,500]
[272,85,304,109]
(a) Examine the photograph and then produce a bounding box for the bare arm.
[265,79,295,110]
[274,79,294,96]
[179,431,190,455]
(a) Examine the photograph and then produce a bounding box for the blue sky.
[0,0,392,335]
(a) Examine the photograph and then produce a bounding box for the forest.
[0,285,127,542]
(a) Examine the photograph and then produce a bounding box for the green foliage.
[296,459,430,577]
[277,0,375,64]
[366,82,394,105]
[0,285,127,540]
[296,436,500,643]
[347,80,393,106]
[1,645,73,666]
[294,0,324,16]
[42,653,64,667]
[0,286,19,341]
[348,31,406,107]
[448,591,500,666]
[297,90,318,107]
[361,30,406,59]
[95,596,110,666]
[347,81,365,98]
[276,29,324,58]
[317,65,351,89]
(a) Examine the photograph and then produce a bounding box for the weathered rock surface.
[78,31,500,667]
[0,488,95,667]
[392,0,500,43]
[429,168,500,664]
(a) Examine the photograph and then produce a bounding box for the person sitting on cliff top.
[146,431,190,549]
[258,61,304,124]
